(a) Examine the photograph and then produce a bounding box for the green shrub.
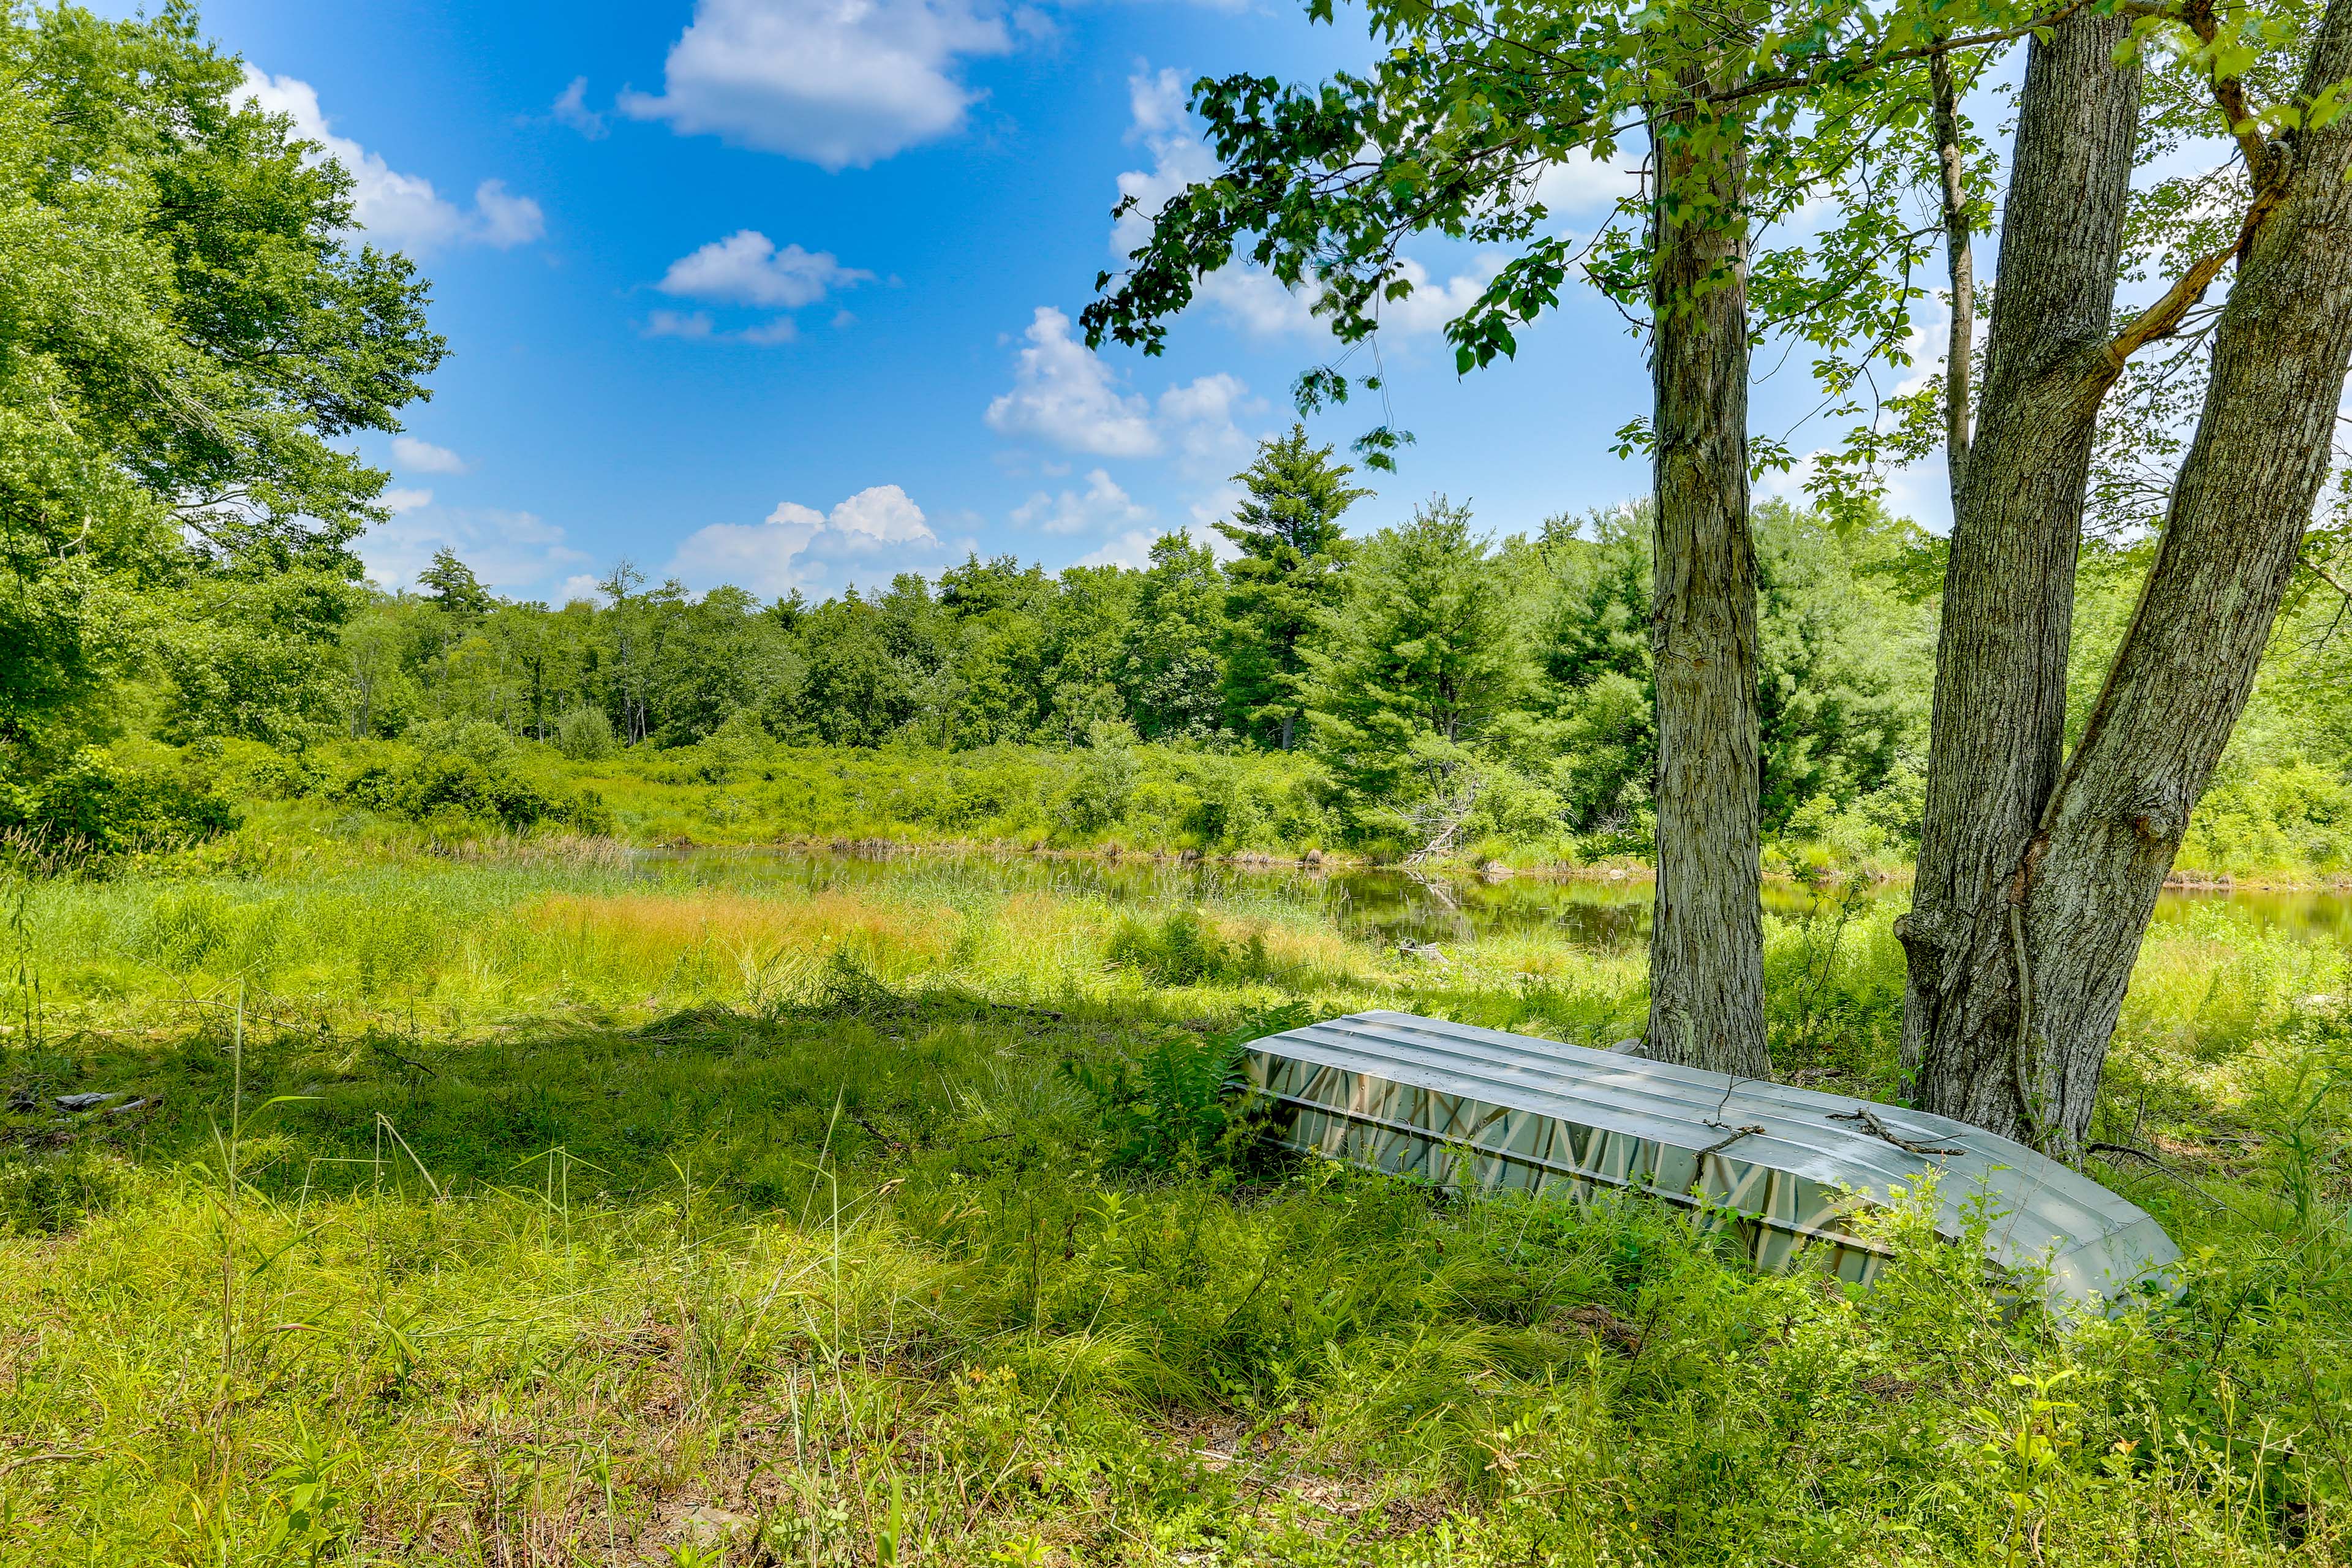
[1061,1027,1260,1168]
[0,747,240,854]
[336,746,612,835]
[553,706,616,761]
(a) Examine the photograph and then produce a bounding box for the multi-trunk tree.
[1904,0,2352,1150]
[1087,0,2352,1137]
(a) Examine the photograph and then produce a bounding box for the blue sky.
[189,0,1956,604]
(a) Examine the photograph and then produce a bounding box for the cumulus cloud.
[669,484,940,596]
[239,68,544,254]
[1110,66,1493,344]
[1156,372,1256,477]
[644,308,717,341]
[620,0,1015,170]
[986,307,1161,458]
[1112,67,1218,259]
[552,77,607,138]
[391,436,470,475]
[1074,530,1163,568]
[657,231,874,307]
[641,307,801,346]
[472,180,546,247]
[381,487,434,514]
[1523,150,1644,218]
[359,504,589,598]
[1011,469,1153,536]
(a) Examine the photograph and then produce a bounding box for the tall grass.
[2,848,2348,1562]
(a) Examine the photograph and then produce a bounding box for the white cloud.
[1074,529,1162,568]
[360,505,589,598]
[472,180,545,247]
[1525,151,1643,218]
[239,68,544,255]
[1012,469,1153,535]
[669,484,940,595]
[644,309,717,341]
[1194,269,1321,337]
[1378,256,1504,335]
[391,436,470,475]
[1112,67,1218,258]
[737,317,802,345]
[381,487,434,514]
[986,306,1161,458]
[657,230,873,307]
[641,306,804,347]
[619,0,1014,170]
[552,77,607,138]
[1156,372,1255,477]
[1111,66,1493,344]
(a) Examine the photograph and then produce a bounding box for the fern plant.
[1063,1006,1305,1169]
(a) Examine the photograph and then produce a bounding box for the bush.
[0,747,241,854]
[336,739,613,835]
[1061,1028,1257,1167]
[554,707,615,761]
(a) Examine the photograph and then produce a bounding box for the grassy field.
[2,843,2349,1564]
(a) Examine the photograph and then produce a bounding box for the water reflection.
[643,846,2348,952]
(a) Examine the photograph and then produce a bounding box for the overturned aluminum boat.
[1243,1010,2179,1310]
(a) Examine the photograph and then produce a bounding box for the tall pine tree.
[1215,427,1369,750]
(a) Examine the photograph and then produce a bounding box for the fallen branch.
[1828,1106,1964,1158]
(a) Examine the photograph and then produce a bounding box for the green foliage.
[334,726,611,836]
[0,3,442,779]
[2,851,2347,1560]
[1080,0,2023,482]
[1217,427,1368,748]
[553,705,616,761]
[1060,1023,1261,1167]
[1105,907,1268,986]
[1306,497,1526,833]
[0,746,239,854]
[0,1145,126,1235]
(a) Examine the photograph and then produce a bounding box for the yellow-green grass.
[2,848,2348,1564]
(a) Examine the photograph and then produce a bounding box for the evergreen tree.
[1305,497,1522,826]
[1121,533,1227,741]
[1215,427,1369,750]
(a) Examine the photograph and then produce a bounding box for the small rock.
[678,1505,756,1547]
[5,1089,37,1114]
[55,1092,123,1112]
[109,1097,157,1115]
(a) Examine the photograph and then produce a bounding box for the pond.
[636,846,2352,952]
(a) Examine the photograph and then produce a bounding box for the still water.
[644,846,2352,952]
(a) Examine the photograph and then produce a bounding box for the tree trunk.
[1993,0,2352,1152]
[1901,13,2142,1137]
[1646,74,1768,1077]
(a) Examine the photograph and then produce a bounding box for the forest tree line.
[333,430,1939,856]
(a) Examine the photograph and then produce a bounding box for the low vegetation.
[3,842,2347,1563]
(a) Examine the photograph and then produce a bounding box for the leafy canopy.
[0,2,445,766]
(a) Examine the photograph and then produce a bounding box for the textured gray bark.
[1646,83,1768,1077]
[2007,0,2352,1151]
[1901,13,2142,1136]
